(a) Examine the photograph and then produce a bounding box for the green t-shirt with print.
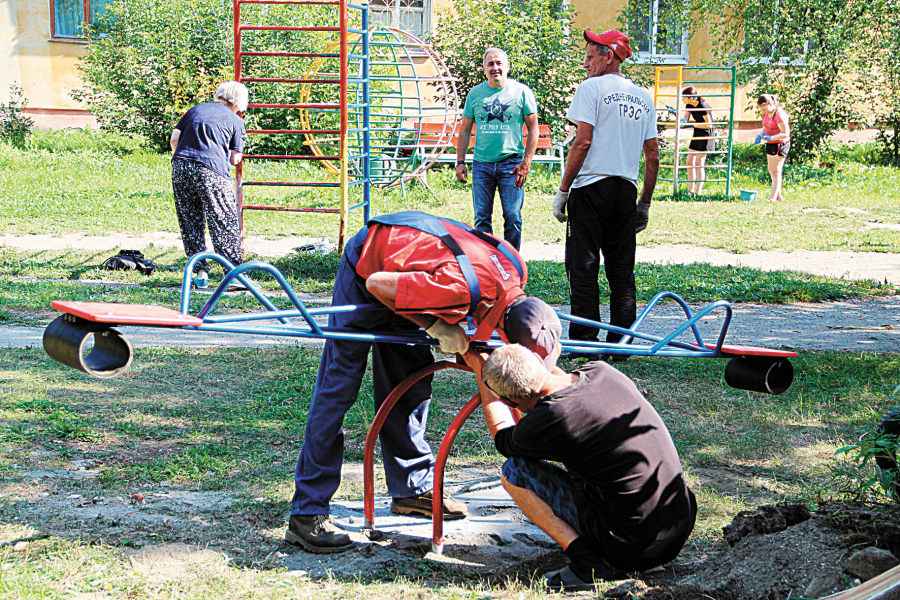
[462,79,538,163]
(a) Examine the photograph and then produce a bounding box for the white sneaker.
[193,271,209,289]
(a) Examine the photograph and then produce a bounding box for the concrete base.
[278,471,560,579]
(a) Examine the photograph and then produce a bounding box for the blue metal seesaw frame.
[178,253,734,357]
[42,252,797,555]
[43,252,797,394]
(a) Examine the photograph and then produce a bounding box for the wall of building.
[1,0,96,129]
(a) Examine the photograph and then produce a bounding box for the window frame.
[628,0,690,65]
[369,0,432,39]
[49,0,104,41]
[744,37,815,67]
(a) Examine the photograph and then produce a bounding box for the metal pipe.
[432,393,482,554]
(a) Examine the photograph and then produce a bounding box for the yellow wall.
[2,0,95,128]
[5,0,757,129]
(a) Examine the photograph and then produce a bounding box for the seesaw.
[42,252,796,553]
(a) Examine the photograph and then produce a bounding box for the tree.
[74,0,233,150]
[74,0,349,152]
[620,0,900,162]
[0,83,35,148]
[430,0,584,138]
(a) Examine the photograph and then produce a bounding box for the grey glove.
[635,201,651,234]
[425,319,469,354]
[552,189,569,223]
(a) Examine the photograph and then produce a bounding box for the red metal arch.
[363,359,480,552]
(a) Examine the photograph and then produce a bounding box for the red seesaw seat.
[704,343,798,358]
[50,301,203,327]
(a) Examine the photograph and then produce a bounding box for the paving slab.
[277,468,558,578]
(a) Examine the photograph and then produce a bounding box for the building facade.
[5,0,761,130]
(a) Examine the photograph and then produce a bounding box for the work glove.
[426,319,469,354]
[635,201,651,234]
[754,133,771,145]
[679,118,689,127]
[665,105,677,116]
[552,189,569,223]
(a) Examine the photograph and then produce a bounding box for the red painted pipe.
[363,359,472,529]
[431,393,482,554]
[241,205,340,213]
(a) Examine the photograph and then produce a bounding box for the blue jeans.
[472,156,525,250]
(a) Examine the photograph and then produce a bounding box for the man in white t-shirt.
[552,29,659,353]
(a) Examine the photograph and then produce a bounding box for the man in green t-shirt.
[455,48,539,250]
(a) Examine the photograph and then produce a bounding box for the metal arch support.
[362,359,473,530]
[431,392,482,555]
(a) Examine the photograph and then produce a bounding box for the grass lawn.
[0,247,893,326]
[1,130,899,598]
[1,131,899,253]
[1,346,898,597]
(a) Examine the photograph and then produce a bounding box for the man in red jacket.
[286,211,563,554]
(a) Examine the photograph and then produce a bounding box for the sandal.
[544,565,598,592]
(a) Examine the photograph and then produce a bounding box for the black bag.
[102,249,157,276]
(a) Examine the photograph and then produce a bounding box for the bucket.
[740,189,757,202]
[370,155,395,184]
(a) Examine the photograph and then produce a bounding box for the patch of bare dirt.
[618,502,900,600]
[7,450,900,597]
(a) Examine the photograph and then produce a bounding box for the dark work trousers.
[171,158,243,274]
[291,228,436,516]
[565,177,637,344]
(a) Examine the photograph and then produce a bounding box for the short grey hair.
[215,81,249,112]
[483,48,509,65]
[482,344,548,401]
[589,42,617,62]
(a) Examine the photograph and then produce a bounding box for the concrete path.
[5,296,900,353]
[2,232,899,284]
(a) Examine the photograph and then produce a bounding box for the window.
[627,0,689,64]
[743,19,818,66]
[51,0,109,39]
[369,0,431,39]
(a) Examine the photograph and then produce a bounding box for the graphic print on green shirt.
[462,80,538,163]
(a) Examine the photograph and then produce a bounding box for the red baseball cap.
[584,29,632,61]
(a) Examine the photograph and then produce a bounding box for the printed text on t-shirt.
[603,92,653,114]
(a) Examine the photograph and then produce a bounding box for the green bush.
[74,0,233,151]
[0,83,34,149]
[74,0,359,154]
[430,0,583,139]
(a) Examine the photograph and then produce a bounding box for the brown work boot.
[285,514,354,554]
[390,491,468,520]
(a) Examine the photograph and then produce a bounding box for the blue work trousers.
[472,156,525,250]
[291,229,436,516]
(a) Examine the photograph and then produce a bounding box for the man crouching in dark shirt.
[462,344,697,592]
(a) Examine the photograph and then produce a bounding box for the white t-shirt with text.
[565,74,657,189]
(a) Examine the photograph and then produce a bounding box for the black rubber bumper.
[43,314,133,378]
[724,356,794,395]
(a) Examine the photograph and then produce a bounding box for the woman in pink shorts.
[755,94,791,202]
